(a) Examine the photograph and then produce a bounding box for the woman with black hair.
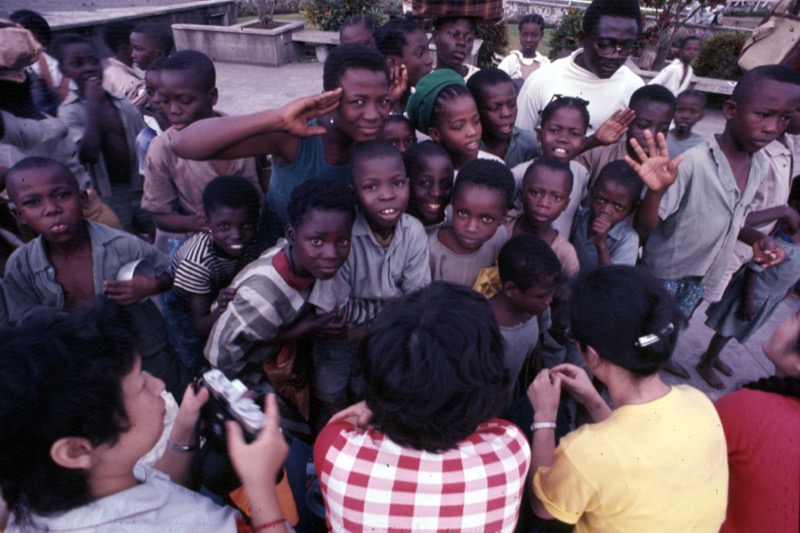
[715,311,800,532]
[313,282,531,532]
[527,265,728,532]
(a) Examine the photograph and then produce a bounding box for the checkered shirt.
[314,419,531,532]
[410,0,504,20]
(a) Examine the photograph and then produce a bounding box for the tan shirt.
[142,126,260,215]
[575,138,629,191]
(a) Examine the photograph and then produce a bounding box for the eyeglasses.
[587,35,638,58]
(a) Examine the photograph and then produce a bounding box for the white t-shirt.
[648,59,693,97]
[515,49,644,134]
[498,50,550,81]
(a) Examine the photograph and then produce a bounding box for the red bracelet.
[252,517,284,531]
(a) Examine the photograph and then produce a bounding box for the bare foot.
[713,357,733,377]
[696,361,725,390]
[663,359,690,379]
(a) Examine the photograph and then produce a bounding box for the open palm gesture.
[594,108,635,146]
[275,88,343,137]
[625,130,683,192]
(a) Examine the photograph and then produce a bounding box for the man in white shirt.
[515,0,644,135]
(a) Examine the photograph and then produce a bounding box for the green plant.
[693,30,748,80]
[301,0,387,32]
[476,19,509,68]
[547,7,584,60]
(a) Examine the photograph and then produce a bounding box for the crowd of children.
[0,1,799,531]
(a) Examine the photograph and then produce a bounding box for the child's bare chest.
[729,161,751,195]
[51,250,95,309]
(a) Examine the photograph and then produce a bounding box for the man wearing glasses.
[515,0,644,135]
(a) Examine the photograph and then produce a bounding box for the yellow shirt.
[533,385,728,532]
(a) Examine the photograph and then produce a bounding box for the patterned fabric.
[314,419,531,532]
[204,242,313,383]
[171,232,256,295]
[411,0,504,20]
[661,276,705,318]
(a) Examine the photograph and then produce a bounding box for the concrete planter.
[172,19,305,67]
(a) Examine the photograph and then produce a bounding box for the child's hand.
[527,369,561,422]
[625,130,683,192]
[589,212,612,245]
[104,275,158,305]
[84,77,104,108]
[293,310,347,339]
[275,89,343,137]
[752,236,785,268]
[594,108,635,146]
[388,64,408,105]
[329,400,373,430]
[226,393,288,490]
[216,287,237,309]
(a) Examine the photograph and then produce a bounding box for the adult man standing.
[515,0,644,134]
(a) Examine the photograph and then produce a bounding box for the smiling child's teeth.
[426,203,441,210]
[380,208,397,215]
[230,244,243,250]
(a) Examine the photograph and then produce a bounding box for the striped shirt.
[204,242,313,382]
[314,419,531,532]
[171,232,256,296]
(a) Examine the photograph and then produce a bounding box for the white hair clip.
[635,322,674,348]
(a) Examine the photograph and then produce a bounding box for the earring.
[329,114,334,125]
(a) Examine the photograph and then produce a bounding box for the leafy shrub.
[547,7,584,60]
[301,0,397,31]
[693,30,749,80]
[476,19,509,68]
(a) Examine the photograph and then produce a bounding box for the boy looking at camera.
[205,179,357,385]
[54,33,146,234]
[310,141,430,416]
[1,157,189,396]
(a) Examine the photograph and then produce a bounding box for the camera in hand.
[198,369,267,451]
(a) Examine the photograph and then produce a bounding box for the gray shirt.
[429,225,507,287]
[569,207,639,271]
[309,210,431,326]
[642,136,767,294]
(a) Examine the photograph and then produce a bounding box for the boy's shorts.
[661,276,704,319]
[311,337,363,405]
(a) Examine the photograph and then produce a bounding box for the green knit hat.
[406,68,466,134]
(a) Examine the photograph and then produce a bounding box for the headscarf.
[405,68,466,134]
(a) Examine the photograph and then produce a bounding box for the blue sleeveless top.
[259,122,352,249]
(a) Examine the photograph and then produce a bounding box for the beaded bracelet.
[530,421,557,432]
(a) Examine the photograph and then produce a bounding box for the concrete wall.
[172,20,305,67]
